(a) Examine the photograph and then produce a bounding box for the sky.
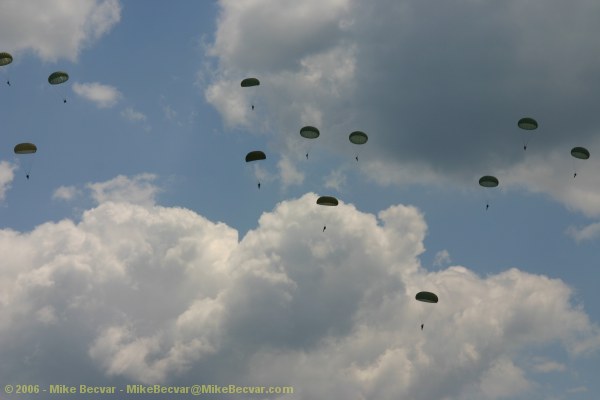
[1,1,600,399]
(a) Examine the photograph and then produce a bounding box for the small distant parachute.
[479,175,499,188]
[0,52,13,66]
[14,143,37,154]
[245,150,266,162]
[571,147,590,160]
[241,77,260,87]
[349,131,368,144]
[300,126,320,139]
[415,291,438,303]
[48,71,69,85]
[316,196,339,206]
[517,117,538,130]
[571,147,590,178]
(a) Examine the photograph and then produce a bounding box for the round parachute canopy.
[0,52,13,66]
[241,77,260,87]
[415,291,438,303]
[479,175,499,188]
[349,131,368,145]
[316,196,338,206]
[14,143,37,154]
[48,71,69,85]
[518,117,538,130]
[245,150,266,162]
[571,147,590,160]
[300,126,320,139]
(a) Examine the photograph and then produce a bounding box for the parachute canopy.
[14,143,37,154]
[479,175,499,188]
[349,131,368,145]
[245,150,266,162]
[416,291,438,303]
[48,71,69,85]
[300,126,320,139]
[316,196,338,206]
[571,147,590,160]
[241,77,260,87]
[518,117,538,130]
[0,52,13,66]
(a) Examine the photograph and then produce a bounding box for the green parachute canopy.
[571,147,590,160]
[0,52,13,66]
[14,143,37,154]
[48,71,69,85]
[245,150,266,162]
[241,77,260,87]
[415,291,438,303]
[300,126,320,139]
[518,117,538,130]
[479,175,499,188]
[316,196,338,206]
[349,131,368,145]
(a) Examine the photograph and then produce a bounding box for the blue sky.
[1,1,600,399]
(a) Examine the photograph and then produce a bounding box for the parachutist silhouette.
[355,156,359,162]
[486,204,489,211]
[306,153,309,159]
[258,182,261,189]
[251,104,254,110]
[323,225,326,232]
[421,324,424,331]
[574,173,577,178]
[6,80,10,86]
[523,145,527,151]
[26,174,29,180]
[63,98,67,103]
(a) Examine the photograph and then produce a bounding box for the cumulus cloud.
[52,185,81,201]
[203,0,600,216]
[0,0,121,62]
[86,173,160,206]
[433,249,452,267]
[0,184,598,398]
[121,107,147,122]
[73,82,122,108]
[0,161,16,201]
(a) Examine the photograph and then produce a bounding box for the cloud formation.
[1,176,598,399]
[73,82,122,108]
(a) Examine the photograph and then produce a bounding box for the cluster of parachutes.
[242,77,368,203]
[1,52,70,179]
[479,117,591,210]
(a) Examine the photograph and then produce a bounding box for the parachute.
[479,175,499,188]
[518,117,537,150]
[300,126,320,139]
[571,147,590,178]
[14,143,37,154]
[479,175,499,210]
[245,150,266,162]
[349,131,368,144]
[241,77,260,87]
[316,196,339,206]
[0,52,13,66]
[415,291,438,303]
[571,147,590,160]
[48,71,69,85]
[14,142,37,179]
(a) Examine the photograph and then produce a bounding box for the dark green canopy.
[300,126,320,139]
[316,196,338,206]
[571,147,590,160]
[48,71,69,85]
[349,131,368,144]
[479,175,499,188]
[518,117,538,130]
[14,143,37,154]
[0,52,13,66]
[241,77,260,87]
[415,291,438,303]
[245,150,266,162]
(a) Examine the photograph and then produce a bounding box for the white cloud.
[0,161,16,201]
[0,186,598,396]
[0,0,121,62]
[278,157,304,187]
[566,222,600,242]
[86,174,160,206]
[73,82,122,108]
[433,249,451,267]
[52,185,80,201]
[121,107,147,122]
[323,168,347,192]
